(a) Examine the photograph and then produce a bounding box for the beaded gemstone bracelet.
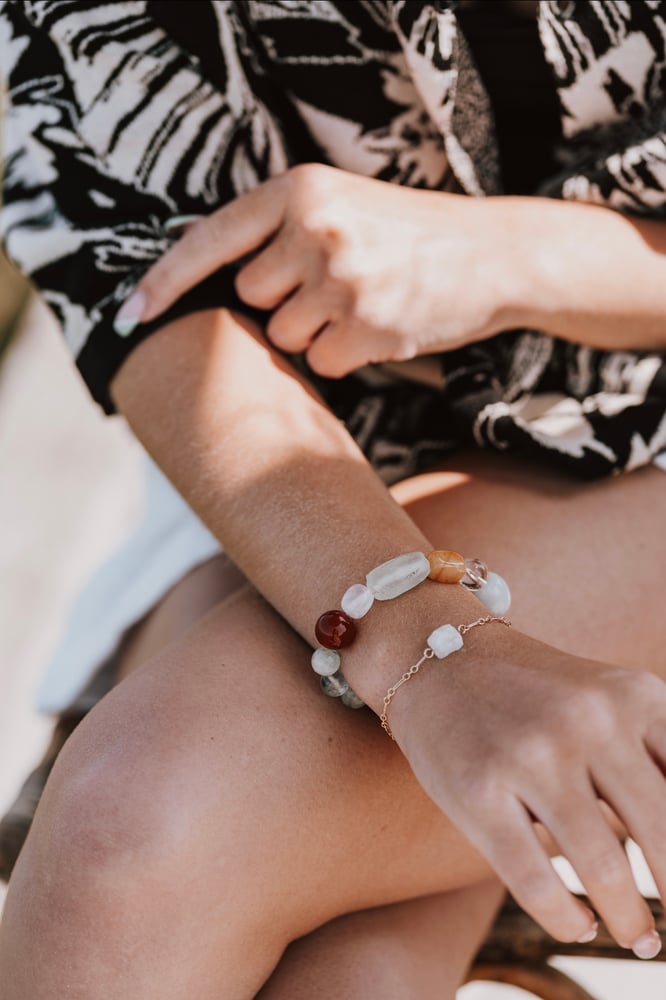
[310,550,511,709]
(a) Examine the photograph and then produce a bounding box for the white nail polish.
[113,288,147,337]
[163,214,202,234]
[632,931,662,960]
[577,923,598,944]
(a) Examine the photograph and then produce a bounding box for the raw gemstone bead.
[366,551,430,601]
[341,583,374,620]
[476,572,511,615]
[315,610,357,649]
[320,671,350,698]
[311,647,341,677]
[427,550,466,584]
[341,687,365,710]
[462,557,488,590]
[427,624,464,659]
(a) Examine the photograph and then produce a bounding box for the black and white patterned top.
[2,0,666,481]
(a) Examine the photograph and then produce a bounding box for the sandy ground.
[1,300,664,997]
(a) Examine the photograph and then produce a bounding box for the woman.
[2,1,666,996]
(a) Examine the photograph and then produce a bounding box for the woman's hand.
[385,627,666,958]
[118,164,520,375]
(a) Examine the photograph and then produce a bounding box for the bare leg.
[1,454,664,999]
[19,546,504,998]
[0,584,501,999]
[257,880,505,1000]
[392,450,666,671]
[115,550,246,680]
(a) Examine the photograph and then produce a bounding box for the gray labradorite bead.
[365,551,430,601]
[320,671,350,698]
[341,687,365,709]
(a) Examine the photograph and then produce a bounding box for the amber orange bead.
[427,550,466,584]
[315,610,357,649]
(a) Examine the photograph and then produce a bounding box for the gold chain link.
[379,615,511,741]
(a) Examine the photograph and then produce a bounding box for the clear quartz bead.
[341,687,365,709]
[366,551,430,601]
[476,571,511,615]
[320,671,350,698]
[427,624,464,659]
[311,647,341,677]
[462,557,488,590]
[341,583,374,619]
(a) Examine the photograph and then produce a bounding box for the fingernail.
[632,930,662,960]
[113,288,147,337]
[577,923,598,944]
[163,214,202,234]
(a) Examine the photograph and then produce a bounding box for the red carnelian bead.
[315,610,357,649]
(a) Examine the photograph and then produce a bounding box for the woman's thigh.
[395,450,666,672]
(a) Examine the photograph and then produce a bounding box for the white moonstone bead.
[341,688,365,710]
[320,672,350,698]
[366,551,430,601]
[341,583,374,620]
[311,647,342,677]
[476,572,511,616]
[427,624,464,659]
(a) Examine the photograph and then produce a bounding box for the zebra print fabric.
[2,1,666,480]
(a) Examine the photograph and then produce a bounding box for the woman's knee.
[6,586,483,951]
[0,687,290,997]
[15,677,286,943]
[20,668,359,944]
[42,726,178,886]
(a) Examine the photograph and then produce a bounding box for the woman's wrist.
[476,195,552,337]
[340,576,499,715]
[385,621,520,749]
[486,195,583,336]
[484,194,666,351]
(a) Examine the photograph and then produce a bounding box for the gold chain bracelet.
[380,615,512,741]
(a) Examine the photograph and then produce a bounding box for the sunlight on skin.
[391,471,472,506]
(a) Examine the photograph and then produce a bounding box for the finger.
[305,319,372,378]
[129,177,288,325]
[235,231,306,310]
[266,284,331,353]
[474,797,597,944]
[645,719,666,776]
[594,754,666,955]
[538,779,659,956]
[162,214,203,235]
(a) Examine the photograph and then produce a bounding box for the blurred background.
[0,251,143,894]
[0,251,664,998]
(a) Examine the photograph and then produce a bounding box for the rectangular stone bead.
[366,551,430,601]
[427,624,464,659]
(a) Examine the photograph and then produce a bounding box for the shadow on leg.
[258,880,505,1000]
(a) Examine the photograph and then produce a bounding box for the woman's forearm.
[110,308,485,711]
[501,195,666,351]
